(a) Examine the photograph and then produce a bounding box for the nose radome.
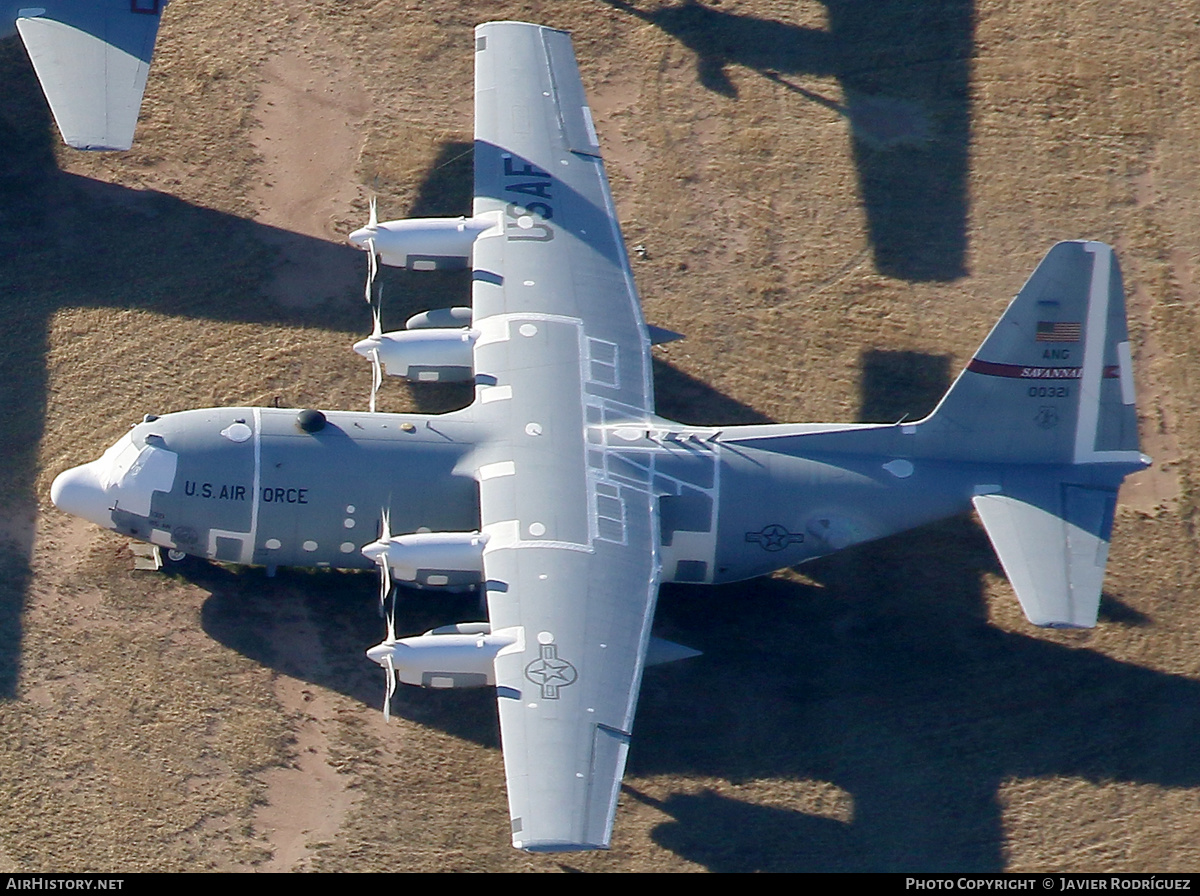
[50,463,113,529]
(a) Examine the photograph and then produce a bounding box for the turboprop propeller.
[359,516,494,718]
[366,604,400,721]
[362,508,396,615]
[362,509,400,720]
[355,196,384,412]
[356,304,385,413]
[349,196,483,397]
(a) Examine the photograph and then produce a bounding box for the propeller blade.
[382,653,396,722]
[385,594,397,645]
[366,500,400,723]
[369,194,378,228]
[366,284,382,414]
[370,348,381,414]
[375,547,392,613]
[364,238,377,304]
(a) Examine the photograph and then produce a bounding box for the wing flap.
[974,483,1117,628]
[17,0,163,151]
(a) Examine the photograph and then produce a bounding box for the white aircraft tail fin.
[918,241,1143,467]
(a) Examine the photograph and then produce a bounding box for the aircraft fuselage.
[50,405,1020,588]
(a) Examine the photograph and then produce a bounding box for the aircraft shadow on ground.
[638,549,1200,871]
[599,0,973,282]
[194,563,503,747]
[0,39,364,696]
[857,349,951,423]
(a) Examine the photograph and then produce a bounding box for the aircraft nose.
[50,463,113,529]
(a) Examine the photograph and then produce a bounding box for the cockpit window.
[95,432,178,516]
[97,434,139,490]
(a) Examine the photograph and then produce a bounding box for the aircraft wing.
[15,0,165,150]
[470,21,660,851]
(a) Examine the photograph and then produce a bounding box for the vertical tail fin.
[917,241,1142,466]
[917,242,1148,627]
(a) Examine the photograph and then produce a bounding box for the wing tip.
[64,139,134,152]
[515,840,611,853]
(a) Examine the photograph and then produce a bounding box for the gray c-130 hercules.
[50,22,1148,853]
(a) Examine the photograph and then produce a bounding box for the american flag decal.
[1036,321,1082,342]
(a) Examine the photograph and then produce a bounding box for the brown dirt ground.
[0,0,1198,873]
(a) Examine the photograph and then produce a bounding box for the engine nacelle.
[361,530,487,588]
[406,307,472,330]
[369,623,518,688]
[366,623,702,690]
[353,328,477,383]
[348,216,491,271]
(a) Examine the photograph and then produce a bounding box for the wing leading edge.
[469,21,660,851]
[14,0,165,151]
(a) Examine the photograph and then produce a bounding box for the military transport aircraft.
[50,21,1148,852]
[4,0,166,150]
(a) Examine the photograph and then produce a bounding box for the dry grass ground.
[0,0,1197,872]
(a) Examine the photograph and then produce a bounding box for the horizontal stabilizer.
[17,0,164,151]
[973,483,1118,628]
